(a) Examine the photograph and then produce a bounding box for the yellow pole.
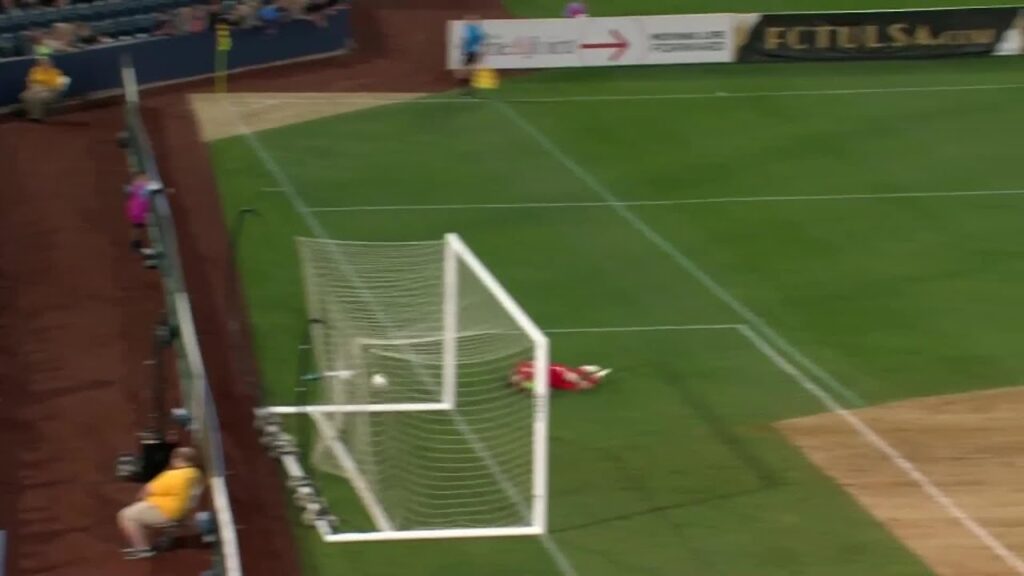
[215,23,232,93]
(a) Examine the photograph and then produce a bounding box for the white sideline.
[496,102,1024,575]
[225,97,579,576]
[293,188,1024,213]
[234,82,1024,106]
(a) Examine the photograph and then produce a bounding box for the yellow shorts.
[118,501,169,527]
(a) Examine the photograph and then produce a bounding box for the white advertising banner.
[446,14,734,69]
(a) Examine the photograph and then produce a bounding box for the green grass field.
[209,34,1024,576]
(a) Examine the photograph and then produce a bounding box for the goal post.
[260,233,550,541]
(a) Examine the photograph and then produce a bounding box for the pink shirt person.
[124,174,151,227]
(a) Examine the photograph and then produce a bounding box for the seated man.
[20,56,69,122]
[117,447,202,560]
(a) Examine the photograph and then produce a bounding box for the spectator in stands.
[73,22,102,48]
[117,446,202,560]
[305,0,341,27]
[231,0,262,28]
[44,22,75,52]
[563,1,587,18]
[26,29,52,57]
[20,56,68,121]
[189,4,211,33]
[258,1,284,28]
[124,171,153,254]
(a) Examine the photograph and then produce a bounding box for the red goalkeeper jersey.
[514,362,595,390]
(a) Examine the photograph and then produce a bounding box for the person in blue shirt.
[458,15,485,92]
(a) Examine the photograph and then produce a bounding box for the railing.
[120,54,241,576]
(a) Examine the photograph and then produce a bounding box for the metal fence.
[120,55,242,576]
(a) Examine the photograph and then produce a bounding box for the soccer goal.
[259,233,550,543]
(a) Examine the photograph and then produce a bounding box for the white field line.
[496,100,866,408]
[546,324,740,333]
[235,82,1024,106]
[734,325,1024,575]
[289,188,1024,213]
[498,100,1024,573]
[225,97,579,576]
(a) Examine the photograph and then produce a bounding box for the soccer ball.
[371,373,389,388]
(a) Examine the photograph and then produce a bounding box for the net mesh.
[297,237,538,532]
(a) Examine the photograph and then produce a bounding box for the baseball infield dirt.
[778,386,1024,576]
[189,93,429,141]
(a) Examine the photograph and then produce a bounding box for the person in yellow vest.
[117,447,203,560]
[20,56,70,122]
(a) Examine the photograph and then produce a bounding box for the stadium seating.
[0,0,195,58]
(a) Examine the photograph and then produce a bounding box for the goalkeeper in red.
[509,362,611,392]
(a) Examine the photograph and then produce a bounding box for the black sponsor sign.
[737,8,1024,61]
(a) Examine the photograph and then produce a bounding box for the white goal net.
[273,234,549,542]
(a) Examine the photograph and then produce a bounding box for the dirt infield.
[778,386,1024,576]
[189,93,428,141]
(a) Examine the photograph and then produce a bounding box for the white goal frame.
[261,233,550,543]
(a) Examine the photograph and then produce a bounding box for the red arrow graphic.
[580,29,629,61]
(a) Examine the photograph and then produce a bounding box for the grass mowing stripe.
[734,325,1024,575]
[496,99,1024,573]
[297,188,1024,212]
[494,100,868,408]
[225,100,581,576]
[235,82,1024,106]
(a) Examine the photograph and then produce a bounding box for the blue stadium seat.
[22,8,52,27]
[6,12,28,30]
[61,4,87,21]
[107,16,130,36]
[91,19,115,37]
[0,34,14,59]
[89,1,115,19]
[135,14,157,33]
[109,1,137,19]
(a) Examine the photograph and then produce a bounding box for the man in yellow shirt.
[20,56,70,122]
[117,447,203,559]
